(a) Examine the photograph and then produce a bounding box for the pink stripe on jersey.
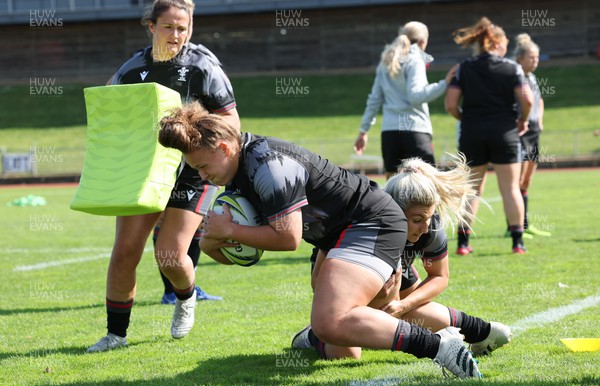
[424,251,448,262]
[267,199,307,222]
[214,102,237,114]
[194,185,209,213]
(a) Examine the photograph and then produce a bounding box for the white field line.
[349,293,600,386]
[13,247,153,272]
[486,195,502,203]
[510,293,600,334]
[3,247,108,254]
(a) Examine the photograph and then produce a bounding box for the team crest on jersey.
[177,67,189,81]
[140,70,149,81]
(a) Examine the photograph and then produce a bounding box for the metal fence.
[1,128,598,179]
[0,0,446,20]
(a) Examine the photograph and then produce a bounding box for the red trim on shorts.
[394,333,404,351]
[334,224,352,248]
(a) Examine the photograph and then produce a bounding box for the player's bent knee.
[311,318,344,345]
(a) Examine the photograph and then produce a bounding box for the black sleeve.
[192,59,236,113]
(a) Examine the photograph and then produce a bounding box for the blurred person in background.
[445,16,533,255]
[354,21,458,179]
[503,33,552,238]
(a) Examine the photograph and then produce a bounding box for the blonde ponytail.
[383,154,478,231]
[381,21,429,77]
[381,35,411,78]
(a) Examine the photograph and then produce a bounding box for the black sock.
[106,298,133,338]
[153,226,174,294]
[522,190,529,229]
[173,283,195,301]
[509,225,524,247]
[448,307,491,343]
[309,247,319,276]
[391,320,440,359]
[307,328,318,347]
[188,232,201,268]
[457,227,470,247]
[306,329,328,359]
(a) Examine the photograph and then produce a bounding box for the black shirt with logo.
[111,42,236,112]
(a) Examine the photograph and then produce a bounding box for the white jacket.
[359,44,447,135]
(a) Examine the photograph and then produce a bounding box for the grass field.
[1,63,599,384]
[1,64,599,175]
[1,168,599,385]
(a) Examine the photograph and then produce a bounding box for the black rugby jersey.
[228,133,393,251]
[450,53,526,133]
[401,213,447,278]
[111,43,236,112]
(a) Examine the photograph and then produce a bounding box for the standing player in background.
[445,17,533,255]
[354,21,457,178]
[504,33,551,238]
[293,156,512,359]
[87,0,239,353]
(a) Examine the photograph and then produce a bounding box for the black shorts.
[400,264,420,291]
[381,131,435,173]
[520,122,541,163]
[166,163,218,215]
[459,127,521,166]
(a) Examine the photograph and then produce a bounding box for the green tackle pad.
[70,83,182,216]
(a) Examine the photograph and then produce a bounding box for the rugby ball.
[211,191,265,266]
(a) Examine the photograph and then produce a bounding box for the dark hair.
[159,102,241,153]
[141,0,194,26]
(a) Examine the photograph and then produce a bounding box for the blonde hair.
[453,17,506,55]
[158,102,241,153]
[142,0,195,44]
[513,33,539,60]
[381,21,429,77]
[383,154,477,230]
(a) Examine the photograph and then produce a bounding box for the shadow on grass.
[0,299,168,317]
[0,303,103,316]
[573,237,600,243]
[0,339,154,362]
[51,349,433,386]
[46,348,600,386]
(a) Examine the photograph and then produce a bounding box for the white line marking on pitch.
[3,247,108,254]
[486,195,502,203]
[510,294,600,334]
[13,247,153,272]
[348,293,600,386]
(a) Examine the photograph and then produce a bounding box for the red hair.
[453,17,506,54]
